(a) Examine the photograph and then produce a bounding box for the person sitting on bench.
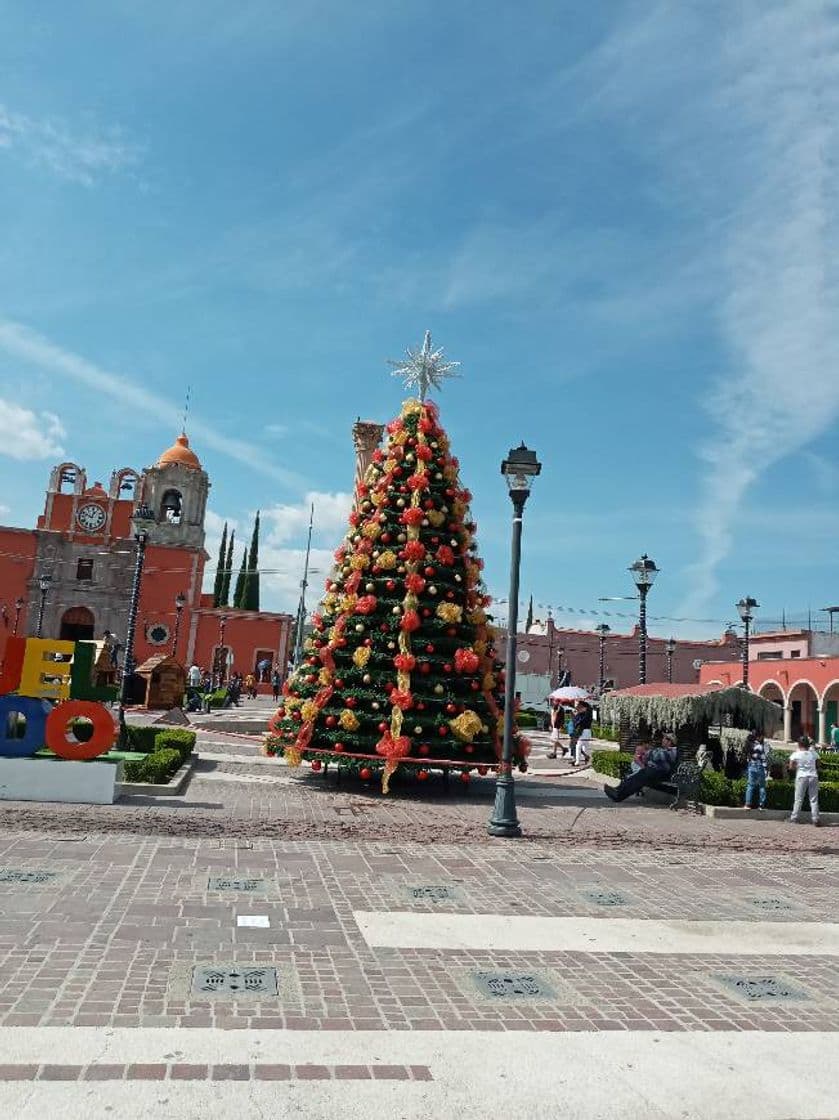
[604,733,678,802]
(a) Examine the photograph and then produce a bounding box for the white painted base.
[0,757,122,804]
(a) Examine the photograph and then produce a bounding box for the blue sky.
[1,1,838,638]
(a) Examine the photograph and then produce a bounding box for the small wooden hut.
[135,655,187,711]
[599,682,782,754]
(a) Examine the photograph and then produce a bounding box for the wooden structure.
[599,682,782,753]
[135,655,186,711]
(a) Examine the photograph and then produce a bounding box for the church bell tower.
[139,433,210,550]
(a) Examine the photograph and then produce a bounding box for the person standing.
[271,667,281,703]
[743,732,771,811]
[572,700,593,766]
[188,663,202,689]
[788,735,820,826]
[547,701,565,759]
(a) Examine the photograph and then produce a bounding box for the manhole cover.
[582,888,627,907]
[716,975,806,1002]
[207,877,266,893]
[472,972,557,1000]
[0,869,58,884]
[749,898,794,912]
[191,966,278,996]
[404,884,465,904]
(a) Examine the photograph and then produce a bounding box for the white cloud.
[0,103,139,186]
[0,319,305,489]
[0,397,65,460]
[202,492,353,613]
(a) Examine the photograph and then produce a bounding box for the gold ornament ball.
[414,725,423,734]
[372,701,380,710]
[396,498,406,508]
[362,673,371,684]
[365,581,375,592]
[434,684,444,694]
[429,584,437,595]
[454,574,462,582]
[387,641,396,650]
[422,518,429,527]
[397,565,406,573]
[450,538,458,547]
[392,606,401,615]
[397,532,406,543]
[354,623,365,633]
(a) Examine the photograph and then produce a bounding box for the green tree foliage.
[243,511,261,611]
[212,522,228,607]
[220,529,235,606]
[233,545,249,609]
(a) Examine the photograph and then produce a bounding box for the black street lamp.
[218,613,229,685]
[736,596,759,687]
[665,637,676,684]
[13,596,25,636]
[489,443,541,839]
[172,591,187,658]
[36,575,51,637]
[628,554,659,684]
[118,504,155,747]
[596,624,610,694]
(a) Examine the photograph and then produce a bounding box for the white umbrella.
[549,686,592,701]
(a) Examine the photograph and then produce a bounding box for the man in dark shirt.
[572,700,593,765]
[604,733,678,801]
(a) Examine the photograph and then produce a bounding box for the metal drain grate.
[0,869,58,884]
[191,966,278,996]
[207,877,265,893]
[749,897,794,912]
[582,888,627,907]
[472,972,557,1000]
[404,884,465,904]
[717,975,806,1002]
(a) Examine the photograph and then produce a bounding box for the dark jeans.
[611,765,671,802]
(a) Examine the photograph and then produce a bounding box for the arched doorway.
[60,606,95,642]
[788,680,819,741]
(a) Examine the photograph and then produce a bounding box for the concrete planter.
[118,758,194,797]
[0,757,123,805]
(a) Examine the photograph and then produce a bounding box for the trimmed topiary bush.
[124,725,161,753]
[123,748,182,784]
[591,750,632,778]
[154,729,196,763]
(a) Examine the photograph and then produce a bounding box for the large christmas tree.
[266,334,528,792]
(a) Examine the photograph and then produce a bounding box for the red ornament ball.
[443,663,452,673]
[471,680,480,690]
[422,608,431,617]
[359,767,373,781]
[425,643,435,654]
[425,566,436,577]
[345,697,357,709]
[438,726,448,736]
[418,744,430,755]
[459,771,471,784]
[420,663,431,674]
[445,702,457,714]
[381,532,391,544]
[378,722,389,733]
[447,627,458,637]
[386,579,396,591]
[334,679,345,689]
[311,759,322,772]
[325,715,338,728]
[464,745,474,755]
[417,769,429,781]
[334,743,345,753]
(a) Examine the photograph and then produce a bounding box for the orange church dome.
[158,433,201,471]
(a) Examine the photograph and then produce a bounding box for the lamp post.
[36,575,51,637]
[118,504,155,747]
[596,624,610,694]
[665,637,676,684]
[172,591,187,658]
[292,504,315,668]
[218,613,229,685]
[628,554,659,684]
[489,443,541,839]
[13,596,25,636]
[736,596,759,687]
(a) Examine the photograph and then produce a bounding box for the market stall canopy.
[599,682,781,735]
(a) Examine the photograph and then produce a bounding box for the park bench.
[618,752,703,813]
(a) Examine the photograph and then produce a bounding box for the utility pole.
[292,504,315,667]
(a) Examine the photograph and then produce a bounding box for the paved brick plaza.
[0,725,837,1117]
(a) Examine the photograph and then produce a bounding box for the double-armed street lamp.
[488,443,541,840]
[628,554,659,684]
[118,504,155,747]
[596,623,610,694]
[36,575,51,637]
[736,596,759,687]
[665,637,676,684]
[172,591,187,658]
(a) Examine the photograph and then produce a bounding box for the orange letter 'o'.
[45,700,116,760]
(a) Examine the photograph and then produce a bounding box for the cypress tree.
[234,545,249,609]
[220,530,235,606]
[525,594,534,632]
[244,511,261,611]
[212,522,228,607]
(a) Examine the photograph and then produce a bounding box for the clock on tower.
[76,503,106,533]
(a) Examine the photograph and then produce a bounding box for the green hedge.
[123,748,182,784]
[516,712,538,728]
[591,750,632,778]
[701,772,839,811]
[124,726,196,757]
[592,724,621,743]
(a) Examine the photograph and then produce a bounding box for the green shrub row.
[123,748,182,785]
[591,750,632,778]
[592,724,621,743]
[125,726,196,757]
[516,712,538,728]
[700,770,839,812]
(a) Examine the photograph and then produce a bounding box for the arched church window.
[161,489,183,525]
[117,470,139,498]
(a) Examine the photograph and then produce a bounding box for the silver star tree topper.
[387,330,460,400]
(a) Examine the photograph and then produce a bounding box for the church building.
[0,433,293,688]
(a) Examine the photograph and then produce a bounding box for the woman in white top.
[788,736,820,826]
